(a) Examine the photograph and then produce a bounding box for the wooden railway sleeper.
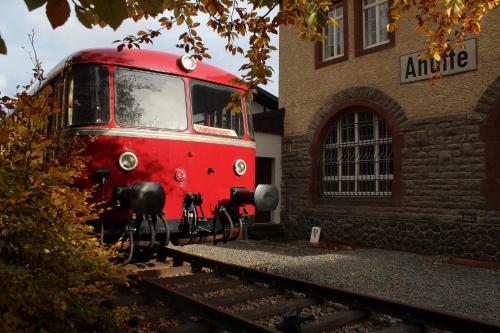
[175,279,246,294]
[239,297,319,320]
[154,271,219,286]
[157,248,500,333]
[139,277,280,332]
[376,323,425,333]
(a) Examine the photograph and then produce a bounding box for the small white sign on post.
[310,227,321,244]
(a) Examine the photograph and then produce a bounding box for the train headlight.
[118,152,138,171]
[179,54,197,72]
[234,159,247,176]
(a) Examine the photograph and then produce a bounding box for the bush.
[0,76,129,331]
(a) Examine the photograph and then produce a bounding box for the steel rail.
[138,277,280,333]
[159,247,500,333]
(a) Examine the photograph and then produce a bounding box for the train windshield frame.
[245,97,255,140]
[114,67,188,131]
[191,81,246,138]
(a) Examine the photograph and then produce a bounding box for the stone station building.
[279,1,500,261]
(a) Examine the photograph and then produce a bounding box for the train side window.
[114,68,187,130]
[48,76,64,136]
[67,65,110,126]
[191,82,245,137]
[39,76,63,136]
[41,75,64,161]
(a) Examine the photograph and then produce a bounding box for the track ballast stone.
[170,240,500,323]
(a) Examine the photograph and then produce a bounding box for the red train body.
[42,48,278,258]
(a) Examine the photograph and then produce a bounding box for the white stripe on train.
[64,127,256,148]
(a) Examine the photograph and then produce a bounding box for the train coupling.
[113,182,166,215]
[230,184,279,211]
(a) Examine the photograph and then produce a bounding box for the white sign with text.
[310,227,321,244]
[400,39,477,84]
[193,124,238,137]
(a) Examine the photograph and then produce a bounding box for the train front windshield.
[114,68,187,130]
[69,65,248,136]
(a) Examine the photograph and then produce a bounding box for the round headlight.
[118,152,138,171]
[234,159,247,176]
[179,54,197,72]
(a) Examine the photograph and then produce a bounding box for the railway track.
[127,247,500,333]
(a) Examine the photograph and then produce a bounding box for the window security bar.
[318,110,394,197]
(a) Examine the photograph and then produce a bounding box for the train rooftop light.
[179,54,197,72]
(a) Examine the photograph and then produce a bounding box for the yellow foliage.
[0,78,129,332]
[391,0,499,58]
[4,0,500,95]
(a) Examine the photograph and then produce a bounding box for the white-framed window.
[320,109,393,197]
[323,3,344,60]
[362,0,390,49]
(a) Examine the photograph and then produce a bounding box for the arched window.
[319,108,393,196]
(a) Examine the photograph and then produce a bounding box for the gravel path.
[170,240,500,324]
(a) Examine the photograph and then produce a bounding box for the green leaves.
[316,11,327,26]
[0,35,6,55]
[46,0,70,29]
[94,0,128,30]
[307,12,317,26]
[24,0,47,11]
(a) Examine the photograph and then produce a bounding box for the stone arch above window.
[475,75,500,115]
[309,86,406,201]
[307,86,407,140]
[477,75,500,209]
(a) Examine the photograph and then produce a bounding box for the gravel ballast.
[170,240,500,324]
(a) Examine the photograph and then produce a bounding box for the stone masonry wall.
[288,215,500,262]
[278,5,500,262]
[281,90,500,261]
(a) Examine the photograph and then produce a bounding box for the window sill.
[312,195,401,206]
[364,40,390,50]
[315,53,349,69]
[355,39,394,57]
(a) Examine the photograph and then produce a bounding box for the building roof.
[255,86,279,110]
[253,87,283,136]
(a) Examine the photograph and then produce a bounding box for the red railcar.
[42,48,278,260]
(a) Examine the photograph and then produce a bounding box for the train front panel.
[80,130,256,226]
[48,49,279,257]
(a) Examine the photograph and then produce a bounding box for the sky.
[0,0,279,97]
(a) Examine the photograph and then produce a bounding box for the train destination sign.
[194,124,238,137]
[400,39,477,84]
